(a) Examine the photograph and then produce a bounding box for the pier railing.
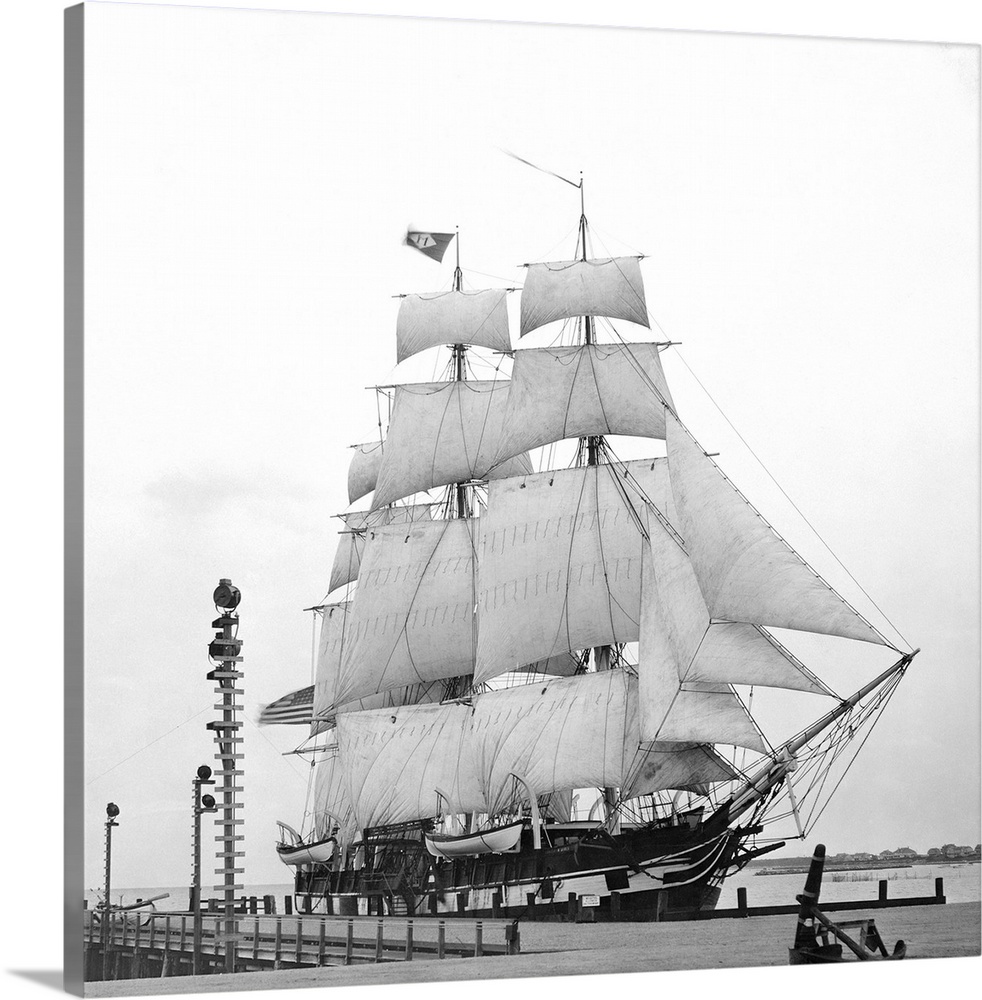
[83,909,520,981]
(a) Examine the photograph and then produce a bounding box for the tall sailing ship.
[260,182,916,920]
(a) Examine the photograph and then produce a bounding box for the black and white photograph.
[10,1,982,998]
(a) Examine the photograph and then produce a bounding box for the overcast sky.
[78,1,979,892]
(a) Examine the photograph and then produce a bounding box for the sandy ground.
[84,901,980,997]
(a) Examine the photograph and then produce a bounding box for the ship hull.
[296,821,742,921]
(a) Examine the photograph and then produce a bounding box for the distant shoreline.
[749,856,981,876]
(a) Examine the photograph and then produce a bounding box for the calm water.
[87,863,980,913]
[718,862,981,908]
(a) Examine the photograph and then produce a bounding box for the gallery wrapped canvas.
[62,2,980,997]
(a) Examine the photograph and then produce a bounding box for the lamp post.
[101,803,119,980]
[191,765,217,975]
[207,578,245,974]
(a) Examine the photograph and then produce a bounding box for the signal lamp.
[213,579,241,609]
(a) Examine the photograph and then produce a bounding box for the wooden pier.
[83,909,520,981]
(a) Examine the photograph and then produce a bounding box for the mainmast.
[449,228,470,520]
[575,177,617,824]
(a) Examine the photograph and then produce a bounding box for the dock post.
[793,843,826,951]
[405,920,413,961]
[491,890,501,918]
[506,921,521,955]
[160,916,171,977]
[878,879,888,902]
[284,895,293,916]
[737,886,749,916]
[318,920,326,965]
[567,892,577,922]
[935,877,946,902]
[375,919,384,962]
[526,891,537,918]
[273,916,282,970]
[345,920,354,965]
[295,917,304,965]
[437,920,446,960]
[475,921,483,957]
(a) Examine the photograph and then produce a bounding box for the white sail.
[312,743,357,842]
[348,440,384,505]
[336,702,486,829]
[471,671,737,813]
[643,510,830,695]
[474,460,668,684]
[520,257,649,337]
[313,602,351,722]
[328,504,436,595]
[471,671,637,814]
[666,411,888,645]
[396,288,511,363]
[638,542,765,751]
[621,743,738,801]
[371,380,533,510]
[494,343,673,462]
[333,519,479,708]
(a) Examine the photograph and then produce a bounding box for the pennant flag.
[405,230,455,263]
[258,685,314,726]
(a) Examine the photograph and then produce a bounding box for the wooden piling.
[344,920,354,966]
[284,895,293,916]
[437,920,446,959]
[295,917,304,965]
[404,920,414,961]
[475,921,483,957]
[375,919,384,962]
[567,892,578,921]
[878,880,888,902]
[273,917,282,970]
[737,886,749,916]
[936,877,946,902]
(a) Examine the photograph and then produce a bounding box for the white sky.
[75,2,980,896]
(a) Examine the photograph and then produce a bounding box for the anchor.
[789,844,907,964]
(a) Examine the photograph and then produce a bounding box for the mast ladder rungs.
[215,834,245,841]
[213,688,247,696]
[216,852,245,858]
[214,868,246,875]
[213,769,244,776]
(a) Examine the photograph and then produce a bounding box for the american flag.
[258,685,315,726]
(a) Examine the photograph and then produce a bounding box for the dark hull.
[296,818,747,921]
